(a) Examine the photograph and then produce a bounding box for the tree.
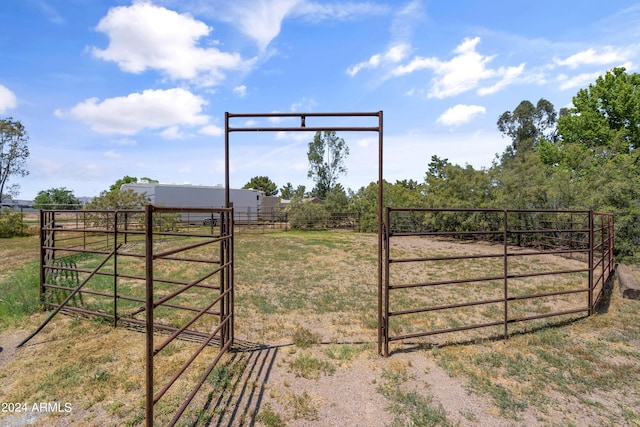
[307,131,350,199]
[425,159,492,209]
[497,99,557,164]
[280,182,294,199]
[34,187,82,210]
[558,67,639,155]
[555,67,640,260]
[243,176,278,196]
[85,189,149,210]
[109,175,158,192]
[0,117,30,201]
[324,184,349,212]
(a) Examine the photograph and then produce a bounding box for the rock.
[617,264,640,300]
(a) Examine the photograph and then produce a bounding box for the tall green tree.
[558,67,639,156]
[307,131,350,199]
[555,67,640,260]
[243,175,278,196]
[280,182,294,199]
[491,99,564,211]
[109,175,158,192]
[497,98,557,164]
[34,187,81,209]
[0,117,30,201]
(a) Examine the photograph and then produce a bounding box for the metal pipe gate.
[379,208,616,356]
[37,206,234,426]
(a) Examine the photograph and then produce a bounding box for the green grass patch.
[378,365,452,427]
[292,326,321,348]
[256,403,286,427]
[324,343,366,360]
[288,353,335,379]
[0,260,41,331]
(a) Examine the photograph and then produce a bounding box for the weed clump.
[292,326,321,348]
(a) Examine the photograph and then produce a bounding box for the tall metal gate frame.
[223,111,386,355]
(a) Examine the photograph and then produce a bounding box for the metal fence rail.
[380,208,615,356]
[38,206,234,426]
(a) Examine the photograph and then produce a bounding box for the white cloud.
[224,0,300,51]
[390,0,423,41]
[393,37,522,98]
[437,104,486,127]
[347,43,411,76]
[0,84,17,113]
[233,85,247,97]
[555,46,631,69]
[290,97,317,112]
[294,1,389,21]
[557,60,635,90]
[104,150,120,158]
[91,2,255,86]
[160,126,186,140]
[222,0,389,51]
[557,71,604,91]
[111,137,137,146]
[199,124,223,136]
[33,0,65,25]
[275,131,309,142]
[347,1,418,78]
[356,136,377,148]
[478,63,525,95]
[67,88,209,135]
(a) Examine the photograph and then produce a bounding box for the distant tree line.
[4,68,638,262]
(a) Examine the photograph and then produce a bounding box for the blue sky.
[1,0,639,199]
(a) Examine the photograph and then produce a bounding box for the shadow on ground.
[197,340,282,426]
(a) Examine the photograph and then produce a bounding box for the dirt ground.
[1,324,541,427]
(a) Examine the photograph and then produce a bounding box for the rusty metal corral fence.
[379,208,615,356]
[38,205,234,426]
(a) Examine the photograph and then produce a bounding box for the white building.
[121,183,264,223]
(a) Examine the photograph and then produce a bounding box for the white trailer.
[120,183,264,224]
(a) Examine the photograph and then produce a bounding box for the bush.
[0,208,27,238]
[289,202,331,230]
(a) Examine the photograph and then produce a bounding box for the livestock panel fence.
[36,205,234,426]
[379,208,615,356]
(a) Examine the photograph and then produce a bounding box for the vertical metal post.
[39,210,46,302]
[227,207,236,345]
[610,215,615,273]
[113,211,118,328]
[383,207,390,357]
[377,111,384,356]
[601,214,606,283]
[83,211,87,251]
[588,211,594,315]
[145,204,154,427]
[124,212,129,244]
[503,210,509,339]
[225,112,230,209]
[219,208,228,346]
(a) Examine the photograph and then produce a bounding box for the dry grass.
[0,235,39,281]
[1,230,639,426]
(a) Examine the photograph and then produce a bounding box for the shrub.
[0,208,27,238]
[289,202,330,229]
